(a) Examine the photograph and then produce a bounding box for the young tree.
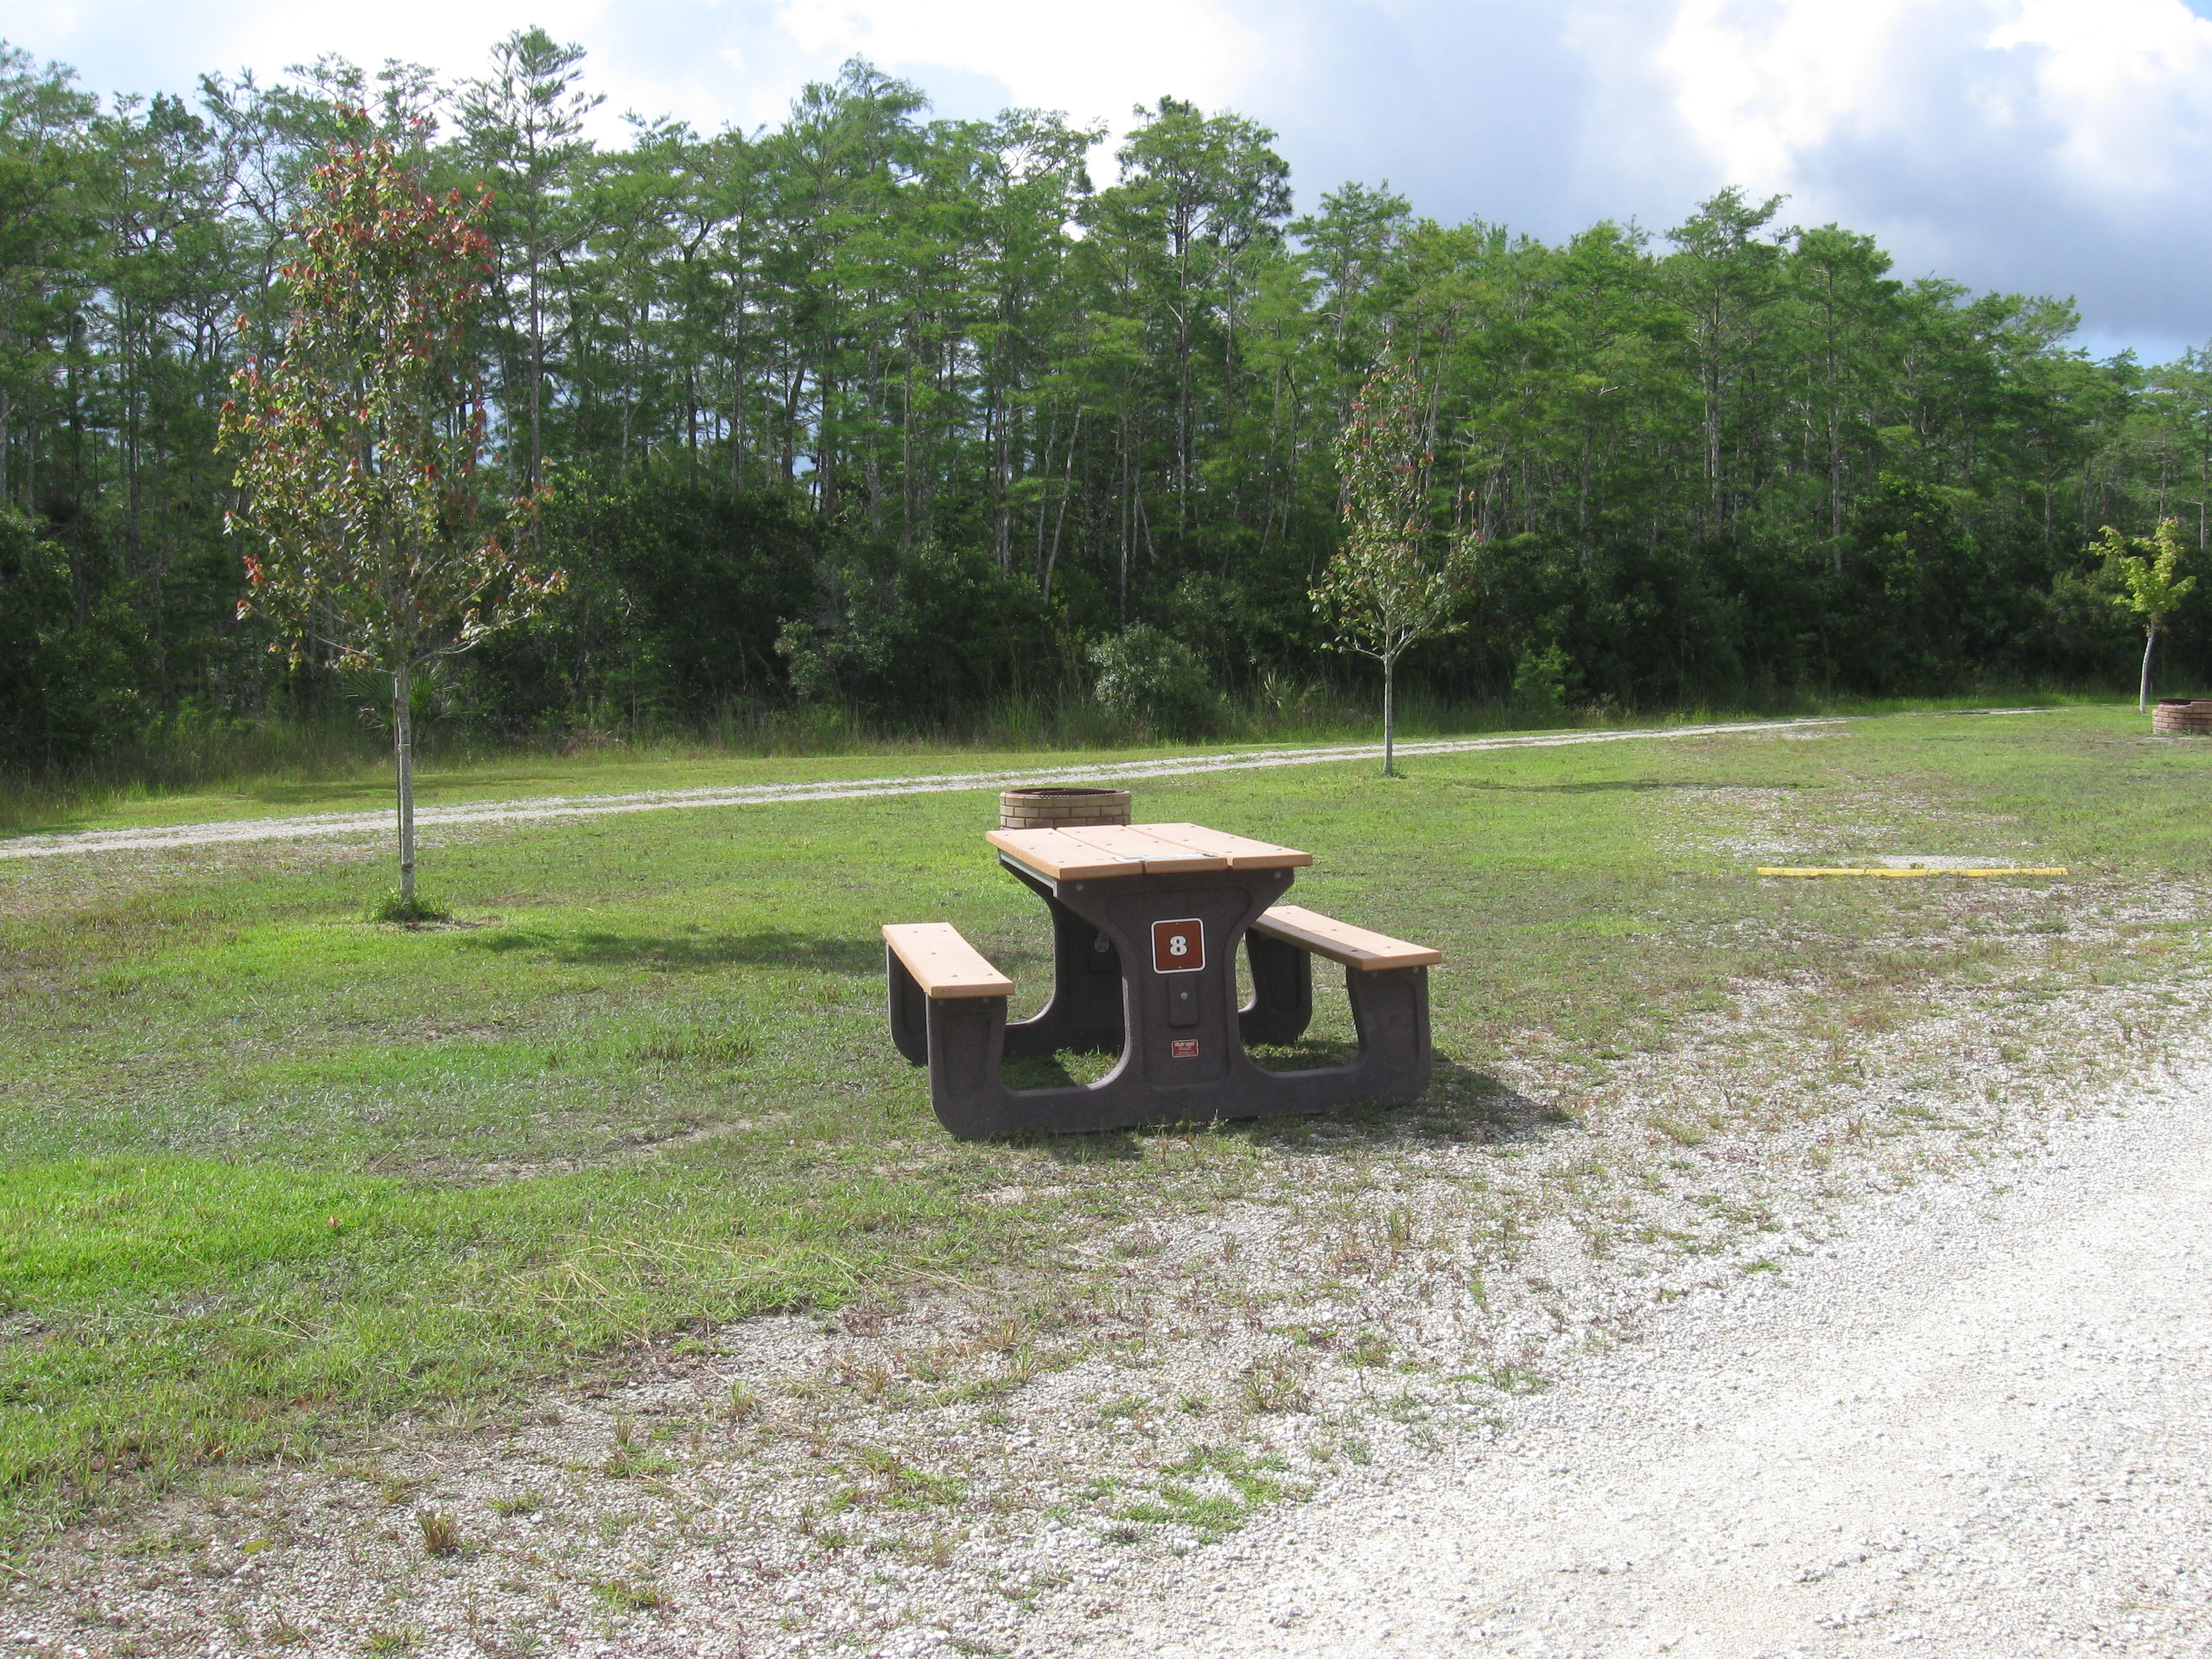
[2095,517,2196,711]
[220,128,560,912]
[1311,362,1474,775]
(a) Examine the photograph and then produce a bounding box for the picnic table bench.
[884,821,1437,1138]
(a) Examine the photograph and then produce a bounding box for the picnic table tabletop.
[984,820,1313,882]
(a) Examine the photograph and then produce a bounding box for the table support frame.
[886,859,1431,1139]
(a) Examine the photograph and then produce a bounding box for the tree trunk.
[395,666,417,903]
[1044,407,1080,605]
[2139,626,2156,714]
[1382,655,1397,778]
[527,219,545,491]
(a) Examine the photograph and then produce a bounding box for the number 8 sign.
[1151,918,1204,974]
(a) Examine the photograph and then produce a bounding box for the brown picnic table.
[883,821,1438,1139]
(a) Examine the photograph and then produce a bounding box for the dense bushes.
[465,474,819,728]
[458,475,1063,730]
[777,539,1049,712]
[0,512,144,770]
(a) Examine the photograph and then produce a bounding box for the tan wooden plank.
[1057,824,1230,874]
[985,827,1147,881]
[1139,821,1313,869]
[883,922,1015,999]
[1252,903,1441,970]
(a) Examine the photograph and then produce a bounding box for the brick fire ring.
[999,785,1132,831]
[2152,698,2212,735]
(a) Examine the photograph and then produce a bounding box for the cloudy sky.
[10,0,2211,359]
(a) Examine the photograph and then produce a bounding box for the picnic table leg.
[922,994,1012,1139]
[1341,964,1433,1100]
[1000,864,1125,1058]
[1238,928,1313,1047]
[886,943,930,1065]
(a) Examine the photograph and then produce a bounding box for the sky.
[9,0,2211,361]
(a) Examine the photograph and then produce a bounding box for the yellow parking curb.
[1756,866,2068,878]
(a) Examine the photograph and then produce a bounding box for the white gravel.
[1075,1056,2212,1659]
[0,719,1840,859]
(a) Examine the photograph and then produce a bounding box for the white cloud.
[216,0,613,83]
[1624,0,2212,344]
[1651,0,2212,215]
[1656,0,1929,190]
[1990,0,2212,199]
[774,0,1269,123]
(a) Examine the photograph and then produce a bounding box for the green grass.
[0,703,2206,1538]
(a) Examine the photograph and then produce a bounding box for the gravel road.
[0,718,1838,859]
[1067,1060,2212,1659]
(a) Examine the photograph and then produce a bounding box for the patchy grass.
[0,704,2206,1544]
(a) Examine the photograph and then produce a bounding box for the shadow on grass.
[233,780,410,807]
[1005,1055,1573,1163]
[241,771,577,808]
[469,928,884,975]
[1245,1057,1572,1152]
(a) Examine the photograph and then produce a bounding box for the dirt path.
[1067,1060,2212,1659]
[0,718,1840,859]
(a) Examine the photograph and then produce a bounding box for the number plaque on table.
[1151,918,1204,973]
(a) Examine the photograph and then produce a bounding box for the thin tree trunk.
[816,369,838,518]
[1382,654,1397,777]
[993,392,1012,571]
[395,665,417,903]
[1118,409,1132,623]
[1044,407,1081,604]
[527,206,545,491]
[2140,627,2156,713]
[866,329,885,539]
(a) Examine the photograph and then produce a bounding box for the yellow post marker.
[1756,866,2068,878]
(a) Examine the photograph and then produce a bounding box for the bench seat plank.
[1057,824,1230,873]
[984,828,1147,880]
[884,922,1016,998]
[1140,822,1314,870]
[1253,903,1441,970]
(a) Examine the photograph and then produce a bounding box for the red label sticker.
[1171,1038,1200,1059]
[1152,918,1205,974]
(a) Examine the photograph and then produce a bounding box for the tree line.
[3,29,2208,769]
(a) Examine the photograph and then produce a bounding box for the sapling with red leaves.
[220,124,562,916]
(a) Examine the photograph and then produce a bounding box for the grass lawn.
[2,701,2207,1545]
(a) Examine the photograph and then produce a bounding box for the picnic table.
[884,821,1438,1139]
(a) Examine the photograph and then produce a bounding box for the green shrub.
[1512,642,1572,714]
[1089,626,1218,739]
